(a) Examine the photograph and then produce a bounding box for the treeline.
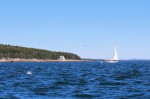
[0,44,81,60]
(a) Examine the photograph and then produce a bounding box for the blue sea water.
[0,61,150,99]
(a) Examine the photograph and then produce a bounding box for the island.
[0,44,81,62]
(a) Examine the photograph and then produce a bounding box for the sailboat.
[105,46,119,63]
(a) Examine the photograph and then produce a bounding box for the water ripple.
[0,61,149,98]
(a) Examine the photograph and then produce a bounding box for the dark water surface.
[0,61,150,99]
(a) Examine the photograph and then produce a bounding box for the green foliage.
[0,44,81,60]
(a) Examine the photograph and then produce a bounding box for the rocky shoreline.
[0,58,84,62]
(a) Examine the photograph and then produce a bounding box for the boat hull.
[105,60,119,63]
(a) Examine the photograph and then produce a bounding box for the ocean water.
[0,61,149,99]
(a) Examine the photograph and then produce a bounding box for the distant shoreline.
[0,58,85,62]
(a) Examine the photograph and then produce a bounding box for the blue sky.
[0,0,150,59]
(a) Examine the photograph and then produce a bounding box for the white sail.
[105,45,119,63]
[113,46,118,61]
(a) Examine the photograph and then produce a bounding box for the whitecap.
[26,71,32,75]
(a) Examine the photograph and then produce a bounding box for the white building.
[59,56,65,60]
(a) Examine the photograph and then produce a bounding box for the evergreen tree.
[0,44,81,60]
